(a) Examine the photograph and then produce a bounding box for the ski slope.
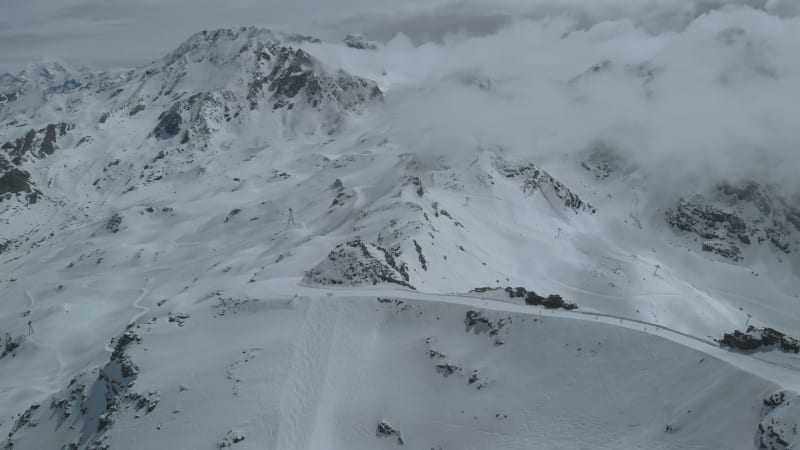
[2,4,800,448]
[3,275,800,449]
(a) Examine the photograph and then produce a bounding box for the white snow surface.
[1,11,800,450]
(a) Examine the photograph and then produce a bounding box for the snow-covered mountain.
[1,19,800,450]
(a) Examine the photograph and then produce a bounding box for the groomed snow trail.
[275,297,341,450]
[261,278,800,394]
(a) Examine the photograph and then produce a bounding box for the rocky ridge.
[667,182,800,261]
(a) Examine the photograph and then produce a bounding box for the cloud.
[4,0,798,73]
[2,0,798,198]
[315,4,800,199]
[0,0,446,72]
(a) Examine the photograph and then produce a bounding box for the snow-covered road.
[256,277,800,394]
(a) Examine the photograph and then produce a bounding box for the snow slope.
[4,284,800,449]
[1,9,800,449]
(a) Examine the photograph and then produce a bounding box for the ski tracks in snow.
[20,290,66,383]
[128,287,151,325]
[102,286,150,353]
[25,290,35,310]
[275,297,340,450]
[280,279,800,393]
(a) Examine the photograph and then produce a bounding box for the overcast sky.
[0,0,468,72]
[2,0,798,73]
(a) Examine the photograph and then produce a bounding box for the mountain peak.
[17,60,78,89]
[0,73,24,97]
[161,27,321,68]
[0,61,80,101]
[134,27,382,138]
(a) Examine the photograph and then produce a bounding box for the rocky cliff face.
[498,158,596,215]
[132,27,383,139]
[666,182,800,261]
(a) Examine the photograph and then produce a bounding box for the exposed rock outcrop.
[304,239,414,289]
[2,122,74,164]
[376,420,404,445]
[2,324,158,450]
[344,35,377,50]
[497,159,596,214]
[144,28,383,138]
[667,182,800,261]
[756,391,798,450]
[153,105,182,140]
[580,141,627,180]
[0,166,40,204]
